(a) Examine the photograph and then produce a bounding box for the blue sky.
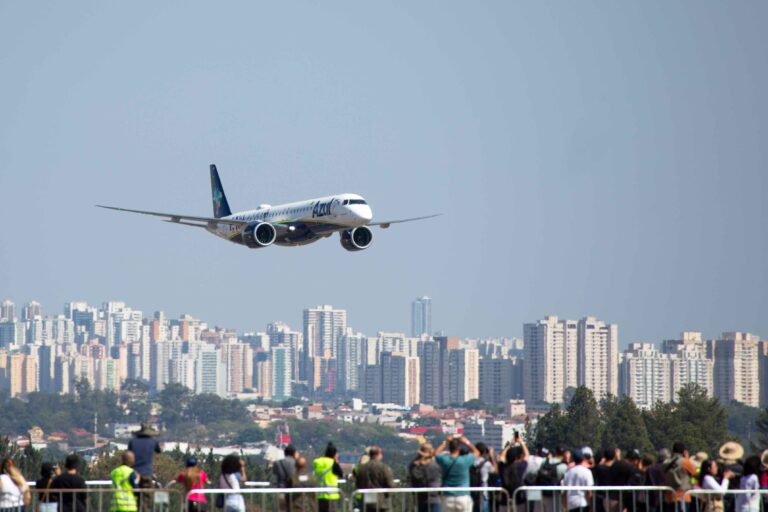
[1,2,766,344]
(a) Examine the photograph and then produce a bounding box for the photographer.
[435,435,480,512]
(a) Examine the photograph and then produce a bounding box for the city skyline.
[2,295,766,346]
[2,295,767,412]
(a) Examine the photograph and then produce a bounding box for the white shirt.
[736,474,759,512]
[0,474,26,509]
[220,473,245,511]
[701,474,729,492]
[562,464,594,510]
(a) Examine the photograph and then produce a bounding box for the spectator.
[312,443,343,512]
[0,458,30,512]
[50,454,87,512]
[561,449,594,512]
[580,447,594,468]
[111,451,140,512]
[273,446,300,488]
[176,457,209,512]
[663,443,697,512]
[736,456,761,512]
[645,449,669,512]
[273,446,300,512]
[471,443,497,512]
[593,448,617,512]
[220,454,246,512]
[435,435,480,512]
[699,459,734,512]
[286,457,317,512]
[35,463,60,511]
[128,423,161,511]
[355,446,396,512]
[499,437,529,506]
[408,443,442,512]
[537,446,568,512]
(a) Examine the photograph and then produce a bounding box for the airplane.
[97,165,440,251]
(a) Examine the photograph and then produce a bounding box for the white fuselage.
[207,193,373,246]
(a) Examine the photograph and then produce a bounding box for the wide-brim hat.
[718,441,744,463]
[418,443,435,458]
[690,452,709,468]
[133,423,160,437]
[761,449,768,469]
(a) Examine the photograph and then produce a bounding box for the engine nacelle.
[242,222,277,248]
[340,226,373,251]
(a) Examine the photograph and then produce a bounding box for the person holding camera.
[435,435,480,512]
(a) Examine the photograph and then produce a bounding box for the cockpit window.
[347,199,367,205]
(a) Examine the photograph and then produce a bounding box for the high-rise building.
[271,345,292,401]
[337,330,365,393]
[411,296,432,337]
[420,336,459,405]
[22,301,42,321]
[524,315,618,404]
[523,317,572,404]
[1,300,16,322]
[619,343,672,408]
[577,316,619,399]
[479,358,523,404]
[712,332,760,407]
[448,348,479,404]
[302,305,346,380]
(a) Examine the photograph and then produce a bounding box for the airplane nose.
[359,206,372,222]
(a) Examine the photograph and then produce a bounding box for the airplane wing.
[368,214,442,229]
[96,205,249,227]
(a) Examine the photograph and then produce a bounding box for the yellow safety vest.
[111,465,138,512]
[312,457,339,500]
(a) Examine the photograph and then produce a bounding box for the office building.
[411,296,432,337]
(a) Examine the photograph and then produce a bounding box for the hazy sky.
[1,2,766,345]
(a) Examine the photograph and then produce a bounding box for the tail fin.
[209,164,232,218]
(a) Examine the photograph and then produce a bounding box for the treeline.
[532,384,767,455]
[0,380,259,446]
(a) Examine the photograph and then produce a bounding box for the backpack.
[410,462,430,488]
[535,461,561,486]
[664,456,692,492]
[469,461,485,488]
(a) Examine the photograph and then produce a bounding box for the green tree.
[643,401,677,450]
[563,387,603,450]
[534,404,567,449]
[673,383,728,453]
[601,395,653,453]
[752,406,768,452]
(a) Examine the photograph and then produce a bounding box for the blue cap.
[185,457,198,467]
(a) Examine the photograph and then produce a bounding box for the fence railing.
[684,488,768,512]
[27,486,186,512]
[511,485,676,512]
[14,483,764,512]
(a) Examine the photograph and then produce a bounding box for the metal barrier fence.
[25,487,186,512]
[348,486,511,512]
[685,489,768,512]
[511,485,675,512]
[188,487,345,512]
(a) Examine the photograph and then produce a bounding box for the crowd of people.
[1,425,767,512]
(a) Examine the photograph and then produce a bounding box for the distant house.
[28,426,45,443]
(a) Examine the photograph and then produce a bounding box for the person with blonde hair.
[0,458,30,512]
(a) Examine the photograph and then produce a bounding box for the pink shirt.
[177,469,208,503]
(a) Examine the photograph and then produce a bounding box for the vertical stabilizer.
[210,164,232,218]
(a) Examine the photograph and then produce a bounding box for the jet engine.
[340,226,373,251]
[242,222,277,248]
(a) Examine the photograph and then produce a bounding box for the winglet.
[210,165,232,218]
